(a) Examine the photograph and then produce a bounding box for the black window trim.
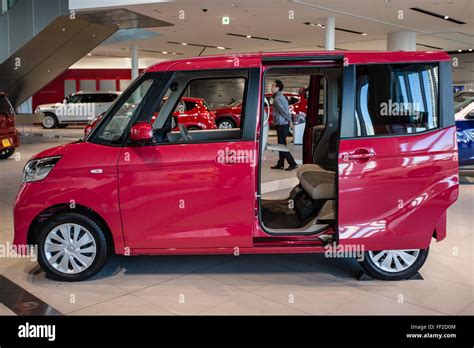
[127,68,259,146]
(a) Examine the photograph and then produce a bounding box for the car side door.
[117,68,260,250]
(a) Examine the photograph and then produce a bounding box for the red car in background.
[214,93,308,129]
[162,97,216,130]
[85,97,216,136]
[0,93,19,160]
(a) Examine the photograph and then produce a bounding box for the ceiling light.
[469,49,473,52]
[410,7,466,24]
[87,53,92,56]
[227,33,291,44]
[216,46,226,50]
[181,43,188,45]
[458,49,462,52]
[162,51,168,54]
[361,33,367,36]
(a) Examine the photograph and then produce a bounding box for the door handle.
[346,149,376,162]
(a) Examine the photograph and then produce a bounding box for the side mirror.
[130,122,153,142]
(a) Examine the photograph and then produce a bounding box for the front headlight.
[23,156,61,182]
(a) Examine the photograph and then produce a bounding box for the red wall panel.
[32,69,133,110]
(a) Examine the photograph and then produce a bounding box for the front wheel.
[358,248,429,280]
[217,118,236,129]
[42,113,58,129]
[37,213,108,281]
[0,148,14,160]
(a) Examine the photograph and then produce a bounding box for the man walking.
[270,80,298,171]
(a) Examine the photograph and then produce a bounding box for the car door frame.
[338,60,458,251]
[117,68,261,250]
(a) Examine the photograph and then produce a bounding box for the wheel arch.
[27,203,116,253]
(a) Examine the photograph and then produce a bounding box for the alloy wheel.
[44,223,97,274]
[42,115,55,129]
[218,120,234,129]
[367,249,420,273]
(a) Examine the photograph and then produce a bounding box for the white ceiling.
[81,0,474,66]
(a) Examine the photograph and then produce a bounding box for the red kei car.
[14,51,458,281]
[0,93,19,160]
[84,96,216,136]
[214,93,307,129]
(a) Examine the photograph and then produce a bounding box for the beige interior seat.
[296,164,333,180]
[299,170,335,200]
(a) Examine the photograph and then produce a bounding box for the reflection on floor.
[0,131,472,315]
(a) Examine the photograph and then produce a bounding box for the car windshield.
[454,92,474,113]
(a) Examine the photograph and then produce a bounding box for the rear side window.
[354,63,439,136]
[0,96,14,114]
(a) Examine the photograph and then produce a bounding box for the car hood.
[36,103,60,110]
[31,141,81,160]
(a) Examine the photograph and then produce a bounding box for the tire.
[216,117,236,129]
[358,248,429,281]
[36,212,108,281]
[42,113,58,129]
[0,148,14,160]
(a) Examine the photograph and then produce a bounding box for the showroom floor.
[0,126,472,315]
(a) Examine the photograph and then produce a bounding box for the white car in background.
[35,91,121,129]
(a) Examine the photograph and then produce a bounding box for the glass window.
[90,78,155,145]
[454,92,474,113]
[66,94,82,103]
[354,64,439,136]
[151,75,247,143]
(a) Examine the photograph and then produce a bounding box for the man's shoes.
[285,165,298,171]
[271,164,284,170]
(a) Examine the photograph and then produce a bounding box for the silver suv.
[35,91,121,129]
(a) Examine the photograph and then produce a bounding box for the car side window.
[90,78,155,145]
[150,72,249,144]
[354,63,439,136]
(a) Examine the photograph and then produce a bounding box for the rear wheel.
[217,118,236,129]
[0,148,14,160]
[358,248,429,280]
[42,113,58,129]
[37,212,108,281]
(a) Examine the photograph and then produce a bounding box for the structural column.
[325,17,335,51]
[387,31,416,51]
[131,45,139,80]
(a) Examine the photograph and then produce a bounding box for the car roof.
[181,97,205,102]
[145,50,450,73]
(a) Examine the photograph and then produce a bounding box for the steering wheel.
[178,124,193,142]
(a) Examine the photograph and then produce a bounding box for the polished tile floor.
[0,128,472,315]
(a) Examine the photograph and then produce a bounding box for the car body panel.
[13,50,457,258]
[13,142,125,253]
[117,141,256,249]
[338,126,459,250]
